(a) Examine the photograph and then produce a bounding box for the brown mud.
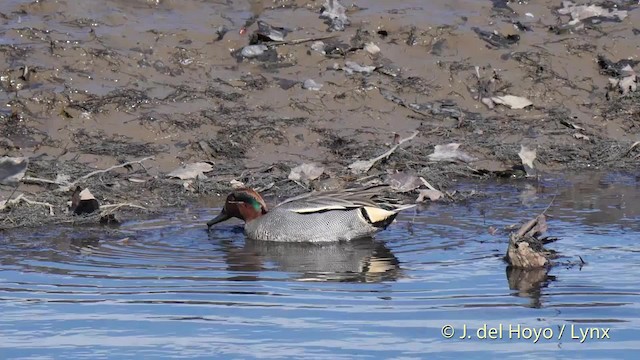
[1,0,639,229]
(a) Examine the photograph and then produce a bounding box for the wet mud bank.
[1,0,639,229]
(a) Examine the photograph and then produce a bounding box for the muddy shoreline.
[1,0,639,230]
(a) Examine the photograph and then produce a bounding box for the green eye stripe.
[233,192,262,210]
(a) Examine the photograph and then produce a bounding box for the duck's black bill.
[207,211,230,230]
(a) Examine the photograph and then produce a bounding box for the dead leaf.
[428,143,475,163]
[230,179,246,189]
[183,180,195,192]
[79,188,95,200]
[518,145,536,176]
[481,97,496,109]
[348,160,376,174]
[167,162,213,180]
[302,79,323,91]
[343,61,376,75]
[364,42,380,55]
[388,172,422,193]
[0,156,28,185]
[491,95,533,109]
[558,1,628,24]
[416,189,444,202]
[560,120,584,131]
[573,133,590,141]
[288,163,325,182]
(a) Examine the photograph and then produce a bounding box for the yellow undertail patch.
[362,206,396,223]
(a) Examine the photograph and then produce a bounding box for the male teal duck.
[207,184,415,242]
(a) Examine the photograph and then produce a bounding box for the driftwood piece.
[505,214,557,269]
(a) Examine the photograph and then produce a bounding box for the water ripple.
[2,174,640,358]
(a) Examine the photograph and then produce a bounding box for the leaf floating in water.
[0,156,28,185]
[167,162,214,180]
[288,163,325,182]
[428,143,475,163]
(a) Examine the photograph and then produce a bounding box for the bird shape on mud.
[207,184,415,242]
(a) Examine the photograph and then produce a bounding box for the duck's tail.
[361,204,416,229]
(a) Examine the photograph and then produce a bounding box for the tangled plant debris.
[0,0,639,230]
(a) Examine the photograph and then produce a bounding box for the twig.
[255,182,275,193]
[21,176,65,186]
[541,195,557,215]
[70,156,154,186]
[623,141,640,158]
[419,177,438,191]
[6,183,20,201]
[0,194,55,216]
[268,34,338,46]
[348,131,420,173]
[101,203,148,213]
[21,156,154,190]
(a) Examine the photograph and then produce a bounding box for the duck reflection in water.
[217,236,402,283]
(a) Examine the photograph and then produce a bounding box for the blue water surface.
[1,173,639,359]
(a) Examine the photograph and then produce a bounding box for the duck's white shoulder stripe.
[289,205,349,214]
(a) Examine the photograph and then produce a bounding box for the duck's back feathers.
[241,184,415,242]
[276,184,411,213]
